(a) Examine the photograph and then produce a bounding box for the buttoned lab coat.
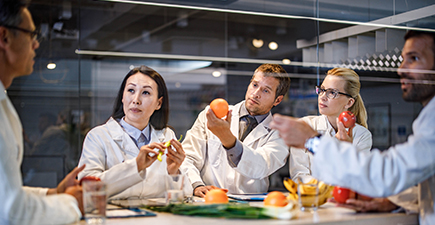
[311,96,435,225]
[181,101,289,194]
[0,83,81,224]
[78,117,183,199]
[290,114,372,180]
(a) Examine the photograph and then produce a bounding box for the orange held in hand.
[204,189,229,204]
[264,191,288,207]
[210,98,229,119]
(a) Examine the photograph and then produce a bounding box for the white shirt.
[311,97,435,225]
[0,82,81,224]
[180,101,289,194]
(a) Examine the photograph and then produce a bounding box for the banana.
[283,177,298,195]
[283,177,334,207]
[287,193,298,201]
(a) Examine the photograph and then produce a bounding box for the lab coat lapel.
[106,118,138,157]
[242,112,271,145]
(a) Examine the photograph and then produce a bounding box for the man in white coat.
[181,64,291,197]
[270,30,435,225]
[0,0,84,224]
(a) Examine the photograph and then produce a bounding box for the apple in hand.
[339,111,356,128]
[333,186,352,204]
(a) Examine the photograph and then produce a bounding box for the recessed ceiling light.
[252,39,263,48]
[212,71,221,77]
[268,42,278,50]
[282,59,291,64]
[47,62,56,70]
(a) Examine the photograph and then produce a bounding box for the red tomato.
[79,176,101,185]
[339,111,356,128]
[333,186,351,204]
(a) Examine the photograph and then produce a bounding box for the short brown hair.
[253,64,291,98]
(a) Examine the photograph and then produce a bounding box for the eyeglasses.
[315,86,353,99]
[2,24,40,41]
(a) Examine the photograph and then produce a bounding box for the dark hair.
[404,30,435,63]
[111,66,169,130]
[253,64,291,98]
[0,0,29,28]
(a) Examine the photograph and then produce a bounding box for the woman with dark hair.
[78,66,186,199]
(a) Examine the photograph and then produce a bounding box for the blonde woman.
[290,68,372,180]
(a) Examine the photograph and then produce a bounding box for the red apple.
[339,111,356,128]
[333,186,352,204]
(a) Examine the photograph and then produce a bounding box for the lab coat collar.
[106,117,166,155]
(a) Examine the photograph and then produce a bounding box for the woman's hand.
[136,143,162,172]
[335,118,353,143]
[165,139,186,175]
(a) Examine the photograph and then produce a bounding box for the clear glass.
[14,0,433,194]
[165,174,185,204]
[298,183,319,212]
[83,180,107,224]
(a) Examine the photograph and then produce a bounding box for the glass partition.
[11,0,435,189]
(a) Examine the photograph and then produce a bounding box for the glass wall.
[14,0,435,189]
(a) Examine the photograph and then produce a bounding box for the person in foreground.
[0,0,84,224]
[181,64,291,197]
[290,67,372,181]
[270,30,435,225]
[78,66,186,199]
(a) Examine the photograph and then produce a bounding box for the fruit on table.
[210,98,229,119]
[339,111,356,128]
[264,191,288,207]
[79,176,101,185]
[283,177,334,207]
[333,186,352,204]
[157,135,183,162]
[204,189,229,204]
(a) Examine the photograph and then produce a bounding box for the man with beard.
[269,30,435,225]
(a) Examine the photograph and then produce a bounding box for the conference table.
[77,199,418,225]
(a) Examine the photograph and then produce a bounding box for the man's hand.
[206,109,236,148]
[65,186,84,215]
[136,143,161,172]
[269,114,317,148]
[48,164,86,195]
[194,185,228,197]
[335,118,353,143]
[333,197,399,212]
[166,139,186,175]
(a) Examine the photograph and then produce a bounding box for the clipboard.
[227,193,267,201]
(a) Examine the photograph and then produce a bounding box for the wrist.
[305,133,322,154]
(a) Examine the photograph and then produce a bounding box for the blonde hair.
[326,68,368,128]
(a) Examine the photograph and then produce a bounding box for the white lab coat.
[181,101,289,194]
[78,117,177,199]
[312,96,435,225]
[290,114,372,180]
[0,83,81,224]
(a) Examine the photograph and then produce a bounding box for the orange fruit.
[204,189,229,204]
[210,98,229,119]
[264,191,288,207]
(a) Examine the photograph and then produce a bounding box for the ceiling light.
[252,39,263,48]
[282,59,291,64]
[212,71,222,77]
[268,42,278,50]
[47,62,56,70]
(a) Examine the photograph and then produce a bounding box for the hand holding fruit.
[164,137,186,175]
[206,99,236,148]
[47,164,86,195]
[136,142,163,172]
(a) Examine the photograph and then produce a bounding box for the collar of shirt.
[119,117,150,143]
[239,103,268,124]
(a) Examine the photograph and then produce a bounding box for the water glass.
[298,182,319,211]
[83,180,107,224]
[165,174,184,204]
